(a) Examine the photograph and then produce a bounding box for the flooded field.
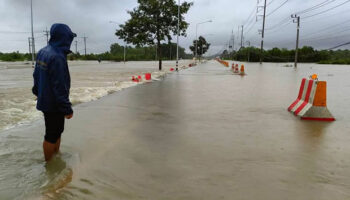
[0,60,189,131]
[0,61,349,200]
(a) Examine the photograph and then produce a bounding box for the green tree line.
[0,43,192,62]
[0,52,32,62]
[221,46,350,64]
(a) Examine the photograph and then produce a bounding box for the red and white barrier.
[288,78,317,116]
[288,77,335,121]
[234,64,239,73]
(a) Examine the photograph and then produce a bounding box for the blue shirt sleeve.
[48,56,73,115]
[32,66,39,97]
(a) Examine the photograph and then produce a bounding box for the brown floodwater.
[0,61,349,200]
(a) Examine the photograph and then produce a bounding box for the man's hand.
[65,113,73,119]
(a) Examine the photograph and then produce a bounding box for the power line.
[265,0,342,31]
[302,20,350,39]
[267,0,276,6]
[301,28,350,42]
[242,7,258,35]
[244,17,258,35]
[265,16,291,30]
[243,5,257,26]
[296,0,337,15]
[244,21,258,36]
[265,20,293,33]
[244,15,257,32]
[328,41,350,50]
[265,0,341,31]
[303,0,350,19]
[303,7,350,23]
[266,0,290,17]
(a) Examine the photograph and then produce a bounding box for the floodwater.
[0,60,187,131]
[0,60,350,200]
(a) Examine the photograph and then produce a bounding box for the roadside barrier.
[240,65,246,76]
[224,61,229,67]
[234,64,239,73]
[132,76,139,82]
[145,73,151,80]
[215,58,229,67]
[288,76,335,121]
[188,62,197,67]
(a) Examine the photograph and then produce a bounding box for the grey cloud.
[1,0,350,54]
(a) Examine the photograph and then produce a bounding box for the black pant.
[43,112,65,144]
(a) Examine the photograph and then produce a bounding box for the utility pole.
[246,41,251,62]
[30,0,35,68]
[176,0,180,71]
[232,34,235,51]
[155,45,157,61]
[237,26,240,50]
[75,40,78,54]
[292,15,300,68]
[232,36,235,60]
[43,27,49,44]
[259,0,267,64]
[240,25,244,49]
[82,35,87,56]
[28,37,32,55]
[231,29,235,60]
[229,30,234,51]
[123,43,126,63]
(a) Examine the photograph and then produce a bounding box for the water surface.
[1,61,350,200]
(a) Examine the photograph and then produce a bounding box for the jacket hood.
[49,23,76,54]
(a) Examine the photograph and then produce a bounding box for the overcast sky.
[1,0,350,55]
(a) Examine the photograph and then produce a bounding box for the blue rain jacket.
[32,23,76,115]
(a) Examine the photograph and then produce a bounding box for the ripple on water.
[0,135,79,200]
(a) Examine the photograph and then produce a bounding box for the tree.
[115,0,193,70]
[189,36,211,58]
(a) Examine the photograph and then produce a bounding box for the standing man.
[32,23,76,161]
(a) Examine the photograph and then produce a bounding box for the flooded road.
[0,61,350,199]
[0,60,187,131]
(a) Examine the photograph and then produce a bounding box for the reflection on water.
[41,154,76,200]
